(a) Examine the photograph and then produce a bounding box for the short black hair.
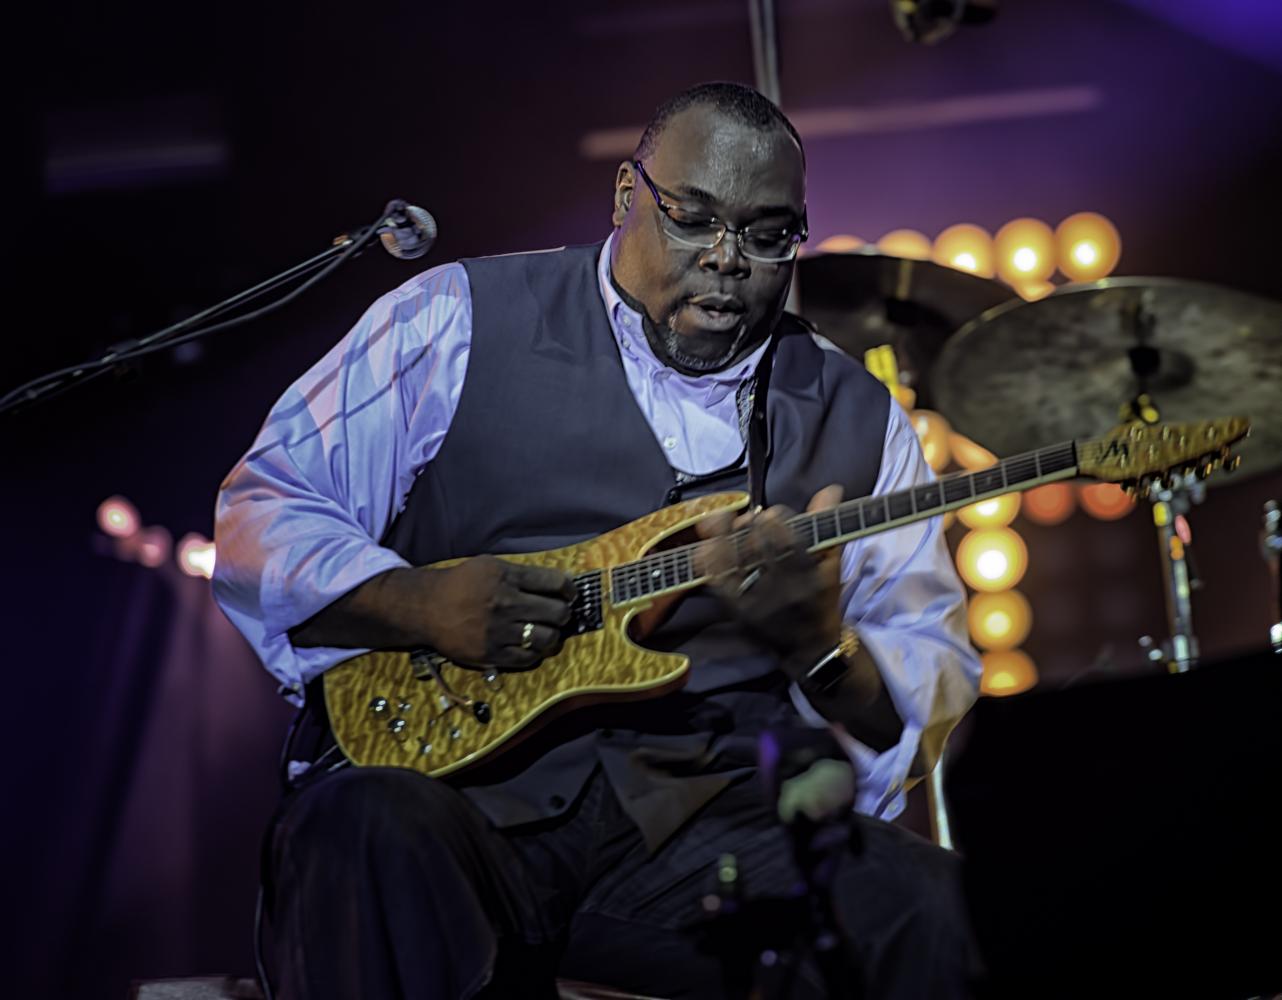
[634,81,805,167]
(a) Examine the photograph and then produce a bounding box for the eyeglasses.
[632,160,808,264]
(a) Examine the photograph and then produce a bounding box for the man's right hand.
[289,556,576,670]
[422,556,576,668]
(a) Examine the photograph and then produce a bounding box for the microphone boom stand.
[0,200,426,417]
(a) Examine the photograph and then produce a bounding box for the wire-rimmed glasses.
[632,160,807,264]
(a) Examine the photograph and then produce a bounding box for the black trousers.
[264,764,974,999]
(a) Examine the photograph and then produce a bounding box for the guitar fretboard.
[605,440,1078,605]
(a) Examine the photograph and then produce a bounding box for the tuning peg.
[1225,455,1242,473]
[1196,463,1214,480]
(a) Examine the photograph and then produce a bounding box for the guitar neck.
[608,439,1080,605]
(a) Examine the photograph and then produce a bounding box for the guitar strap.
[743,333,777,511]
[670,332,777,509]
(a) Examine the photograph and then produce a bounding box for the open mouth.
[683,295,745,333]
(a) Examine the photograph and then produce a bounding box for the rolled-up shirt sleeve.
[791,402,982,820]
[212,263,473,700]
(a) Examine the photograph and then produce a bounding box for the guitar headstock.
[1077,417,1251,488]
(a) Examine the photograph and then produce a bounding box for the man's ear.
[612,160,635,228]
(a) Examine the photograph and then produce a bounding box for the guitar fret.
[886,491,914,522]
[942,475,973,504]
[915,483,942,512]
[862,497,888,528]
[606,437,1085,607]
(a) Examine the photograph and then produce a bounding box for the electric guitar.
[322,417,1249,777]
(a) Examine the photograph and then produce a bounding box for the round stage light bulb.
[877,229,932,261]
[1055,212,1121,281]
[97,496,141,539]
[177,533,217,579]
[910,409,952,472]
[980,649,1038,696]
[891,384,917,411]
[968,590,1033,651]
[1023,482,1076,525]
[1078,483,1135,521]
[135,526,173,569]
[956,527,1029,592]
[994,218,1056,284]
[932,224,995,277]
[958,493,1021,529]
[948,432,998,471]
[1015,280,1055,302]
[816,234,867,253]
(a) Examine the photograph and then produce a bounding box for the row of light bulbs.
[908,411,1136,697]
[97,496,216,579]
[813,211,1123,299]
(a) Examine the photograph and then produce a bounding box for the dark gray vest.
[382,242,890,848]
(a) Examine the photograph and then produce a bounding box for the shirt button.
[663,436,677,450]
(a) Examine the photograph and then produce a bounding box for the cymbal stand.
[1142,474,1206,673]
[1262,501,1282,653]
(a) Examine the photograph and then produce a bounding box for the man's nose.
[699,233,750,275]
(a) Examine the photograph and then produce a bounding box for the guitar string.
[604,441,1079,603]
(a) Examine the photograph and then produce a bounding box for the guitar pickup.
[566,571,605,636]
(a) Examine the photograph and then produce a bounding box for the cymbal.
[931,277,1282,480]
[795,251,1013,405]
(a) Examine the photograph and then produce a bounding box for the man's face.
[610,105,806,374]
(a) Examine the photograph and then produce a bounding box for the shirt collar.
[596,233,770,402]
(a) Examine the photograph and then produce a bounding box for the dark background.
[4,1,1280,997]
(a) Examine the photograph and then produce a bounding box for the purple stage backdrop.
[4,1,1281,997]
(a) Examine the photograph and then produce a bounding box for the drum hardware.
[1263,500,1282,653]
[794,250,1013,408]
[931,277,1282,668]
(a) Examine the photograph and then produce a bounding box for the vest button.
[549,794,566,809]
[665,488,680,504]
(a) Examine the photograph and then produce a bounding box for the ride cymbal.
[931,277,1282,479]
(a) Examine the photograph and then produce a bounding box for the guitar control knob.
[449,727,462,741]
[388,717,407,734]
[419,740,433,756]
[473,701,492,724]
[369,697,389,715]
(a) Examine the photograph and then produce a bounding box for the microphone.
[890,0,997,44]
[376,199,438,260]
